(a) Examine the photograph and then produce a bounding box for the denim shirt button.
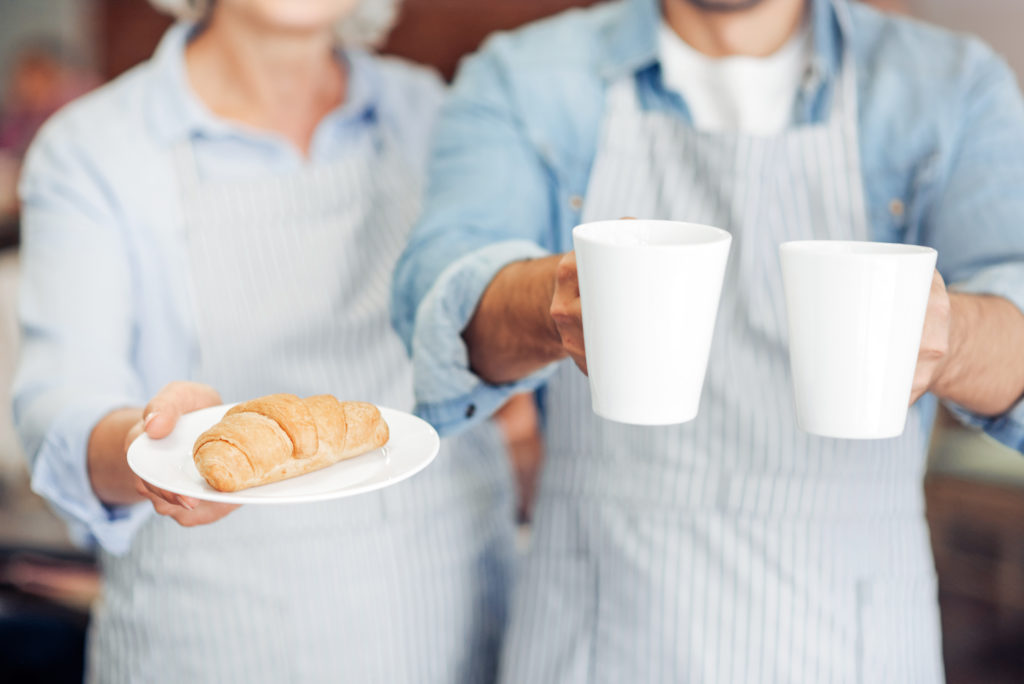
[889,198,905,218]
[569,195,584,211]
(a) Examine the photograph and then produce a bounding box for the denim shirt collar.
[600,0,847,124]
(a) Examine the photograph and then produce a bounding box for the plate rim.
[126,403,439,505]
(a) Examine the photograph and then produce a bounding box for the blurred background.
[1,1,1022,682]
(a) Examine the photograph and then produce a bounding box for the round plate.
[127,404,439,504]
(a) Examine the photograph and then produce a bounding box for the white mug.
[572,219,732,425]
[779,240,938,439]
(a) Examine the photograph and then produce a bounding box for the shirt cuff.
[411,240,557,436]
[29,395,152,555]
[945,263,1024,451]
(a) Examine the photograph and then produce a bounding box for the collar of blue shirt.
[604,0,846,124]
[142,22,380,146]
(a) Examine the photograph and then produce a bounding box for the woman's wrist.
[87,407,146,506]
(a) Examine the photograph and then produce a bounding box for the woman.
[13,1,515,681]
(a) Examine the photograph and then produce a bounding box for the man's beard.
[682,0,768,12]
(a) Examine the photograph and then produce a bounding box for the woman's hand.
[129,381,241,526]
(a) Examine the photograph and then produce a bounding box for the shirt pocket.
[864,165,914,244]
[856,574,945,684]
[863,152,941,245]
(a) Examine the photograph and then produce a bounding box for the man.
[393,0,1024,680]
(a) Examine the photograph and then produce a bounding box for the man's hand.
[909,270,1024,418]
[910,270,953,405]
[905,267,1024,416]
[549,251,587,375]
[129,381,240,526]
[464,254,568,384]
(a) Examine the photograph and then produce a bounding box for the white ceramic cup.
[779,240,938,439]
[572,219,732,425]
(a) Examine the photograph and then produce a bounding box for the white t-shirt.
[657,21,811,135]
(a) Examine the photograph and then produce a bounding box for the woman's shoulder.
[20,57,176,214]
[33,61,160,159]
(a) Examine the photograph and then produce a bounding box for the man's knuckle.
[550,306,570,323]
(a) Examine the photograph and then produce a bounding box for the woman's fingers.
[130,382,233,525]
[136,477,191,508]
[143,381,222,439]
[172,502,241,527]
[135,475,240,526]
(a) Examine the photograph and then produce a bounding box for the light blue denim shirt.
[14,23,444,552]
[392,0,1024,450]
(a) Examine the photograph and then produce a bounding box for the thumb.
[144,382,222,439]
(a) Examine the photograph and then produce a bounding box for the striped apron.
[88,111,515,683]
[499,27,945,684]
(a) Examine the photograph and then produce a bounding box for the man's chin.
[681,0,768,12]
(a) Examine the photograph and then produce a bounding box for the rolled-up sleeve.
[392,40,561,436]
[14,117,151,553]
[410,240,556,435]
[921,52,1024,451]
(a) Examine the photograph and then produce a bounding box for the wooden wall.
[98,0,601,81]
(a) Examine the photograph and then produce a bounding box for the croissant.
[192,393,389,492]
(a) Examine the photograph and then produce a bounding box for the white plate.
[127,404,439,504]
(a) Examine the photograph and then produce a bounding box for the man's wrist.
[464,255,568,384]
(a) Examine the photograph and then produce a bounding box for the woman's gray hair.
[147,0,402,48]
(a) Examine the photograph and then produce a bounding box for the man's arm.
[941,294,1024,414]
[392,46,561,355]
[913,274,1024,415]
[915,50,1024,446]
[390,37,588,434]
[464,254,580,384]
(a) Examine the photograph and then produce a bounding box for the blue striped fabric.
[499,36,944,684]
[87,107,515,683]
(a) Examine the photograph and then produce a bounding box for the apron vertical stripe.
[90,100,514,682]
[504,40,942,683]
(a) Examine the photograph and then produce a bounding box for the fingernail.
[177,496,195,510]
[144,412,159,429]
